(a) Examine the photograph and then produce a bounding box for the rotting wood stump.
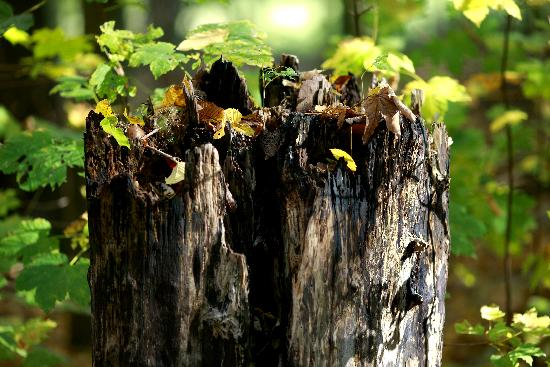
[85,56,450,367]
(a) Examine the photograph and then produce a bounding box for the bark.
[85,59,450,367]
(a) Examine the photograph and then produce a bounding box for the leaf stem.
[500,14,513,323]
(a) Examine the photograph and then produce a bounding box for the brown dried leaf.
[161,85,186,108]
[363,82,411,143]
[198,100,224,129]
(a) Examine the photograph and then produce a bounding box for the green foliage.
[23,347,66,367]
[129,42,189,79]
[456,305,550,366]
[262,66,298,86]
[0,189,20,217]
[0,1,33,34]
[100,116,130,148]
[0,106,21,139]
[403,76,471,122]
[97,21,164,63]
[321,37,415,78]
[516,59,550,100]
[0,318,57,360]
[177,20,274,68]
[0,130,84,191]
[16,258,90,312]
[50,75,96,102]
[89,63,134,103]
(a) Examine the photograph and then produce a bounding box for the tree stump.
[85,58,450,367]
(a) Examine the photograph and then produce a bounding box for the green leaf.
[16,259,90,312]
[490,354,514,367]
[177,27,229,51]
[0,130,84,191]
[403,76,471,122]
[90,63,132,103]
[100,116,130,148]
[0,218,60,271]
[508,344,546,366]
[129,42,188,79]
[97,21,163,63]
[30,28,92,61]
[0,1,33,34]
[50,76,96,102]
[487,321,513,343]
[0,105,21,140]
[178,21,273,68]
[23,347,66,367]
[481,305,506,321]
[455,320,485,335]
[0,189,20,218]
[517,60,550,100]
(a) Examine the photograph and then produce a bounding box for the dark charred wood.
[193,57,255,115]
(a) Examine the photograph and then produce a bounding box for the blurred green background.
[0,0,548,366]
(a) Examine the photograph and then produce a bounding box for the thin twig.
[500,14,514,323]
[146,145,180,163]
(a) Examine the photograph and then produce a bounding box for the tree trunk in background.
[85,59,450,366]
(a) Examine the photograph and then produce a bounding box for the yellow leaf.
[123,108,145,126]
[3,27,30,45]
[480,305,506,321]
[330,148,357,172]
[94,99,114,117]
[452,0,522,27]
[161,85,186,108]
[223,108,242,125]
[233,122,256,137]
[165,161,186,185]
[490,109,528,132]
[512,308,550,332]
[176,28,229,51]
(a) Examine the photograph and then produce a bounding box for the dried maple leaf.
[362,81,416,144]
[198,100,224,129]
[161,85,186,108]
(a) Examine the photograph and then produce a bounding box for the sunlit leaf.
[178,21,273,68]
[94,99,114,117]
[481,305,506,321]
[177,28,229,51]
[123,108,144,126]
[161,85,186,108]
[129,42,188,79]
[452,0,522,27]
[30,28,92,62]
[100,116,130,149]
[165,161,186,185]
[403,76,470,122]
[512,308,550,332]
[490,110,528,132]
[3,26,29,45]
[507,344,546,366]
[330,148,357,171]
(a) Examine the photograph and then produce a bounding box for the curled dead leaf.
[161,85,186,108]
